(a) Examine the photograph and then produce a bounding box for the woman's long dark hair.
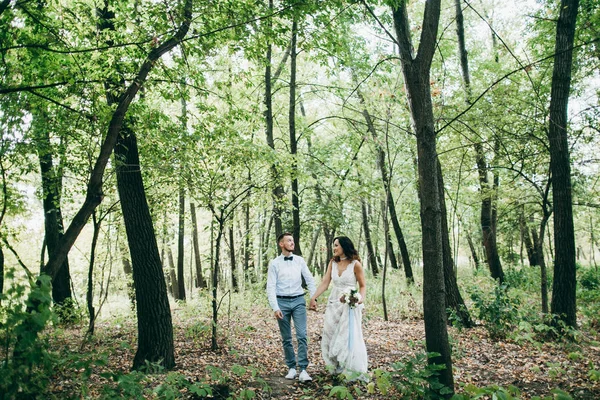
[333,236,361,262]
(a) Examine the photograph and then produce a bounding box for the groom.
[267,232,316,382]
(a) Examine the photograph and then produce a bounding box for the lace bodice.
[331,260,357,292]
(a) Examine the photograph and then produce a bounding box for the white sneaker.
[285,368,297,380]
[299,370,312,382]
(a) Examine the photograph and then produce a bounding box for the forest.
[1,0,599,398]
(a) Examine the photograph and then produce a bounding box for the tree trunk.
[168,246,179,299]
[323,225,336,266]
[438,162,473,327]
[549,0,579,328]
[538,213,550,314]
[289,16,302,255]
[176,182,186,301]
[115,128,175,370]
[243,199,253,282]
[391,0,454,393]
[0,245,4,297]
[37,127,72,305]
[307,227,320,273]
[190,202,207,289]
[264,0,284,240]
[211,218,224,351]
[520,208,539,266]
[229,223,238,292]
[465,228,479,269]
[456,0,504,283]
[475,142,504,283]
[86,212,101,336]
[361,199,379,276]
[121,243,136,309]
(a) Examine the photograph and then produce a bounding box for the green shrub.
[0,272,55,399]
[470,283,520,340]
[373,351,452,399]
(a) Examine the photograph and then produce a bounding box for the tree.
[549,0,580,328]
[386,0,455,393]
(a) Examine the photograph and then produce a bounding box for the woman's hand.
[309,298,318,311]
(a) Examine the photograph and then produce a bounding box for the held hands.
[309,298,318,311]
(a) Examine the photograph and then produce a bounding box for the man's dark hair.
[277,232,293,243]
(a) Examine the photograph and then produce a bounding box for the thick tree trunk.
[115,129,175,370]
[391,0,454,393]
[549,0,579,328]
[176,183,186,301]
[361,199,379,276]
[190,202,207,289]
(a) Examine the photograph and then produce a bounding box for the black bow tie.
[284,256,293,261]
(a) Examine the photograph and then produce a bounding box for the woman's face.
[333,239,345,258]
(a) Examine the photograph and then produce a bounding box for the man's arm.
[300,258,317,298]
[266,261,280,312]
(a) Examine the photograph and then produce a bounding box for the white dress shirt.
[266,254,316,312]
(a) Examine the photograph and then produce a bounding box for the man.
[267,232,316,382]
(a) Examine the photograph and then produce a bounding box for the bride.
[309,236,368,380]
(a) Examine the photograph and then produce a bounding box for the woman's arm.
[354,261,366,304]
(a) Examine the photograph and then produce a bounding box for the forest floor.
[48,298,600,399]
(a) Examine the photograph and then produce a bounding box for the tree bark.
[475,142,504,283]
[190,202,207,288]
[229,223,238,292]
[211,218,224,351]
[438,162,473,327]
[264,0,284,240]
[520,209,539,266]
[549,0,579,328]
[176,182,186,301]
[115,128,175,369]
[289,15,302,255]
[121,243,136,309]
[361,199,379,276]
[37,126,72,305]
[86,212,101,336]
[390,0,454,393]
[168,246,179,299]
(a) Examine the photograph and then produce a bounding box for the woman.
[309,236,368,379]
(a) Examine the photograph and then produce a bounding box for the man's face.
[279,235,295,252]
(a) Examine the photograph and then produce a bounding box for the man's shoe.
[285,368,297,380]
[299,370,312,382]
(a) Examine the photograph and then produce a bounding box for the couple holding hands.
[266,232,368,382]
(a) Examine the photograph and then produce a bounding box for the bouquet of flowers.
[340,288,362,309]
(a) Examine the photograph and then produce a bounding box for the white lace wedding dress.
[321,260,368,379]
